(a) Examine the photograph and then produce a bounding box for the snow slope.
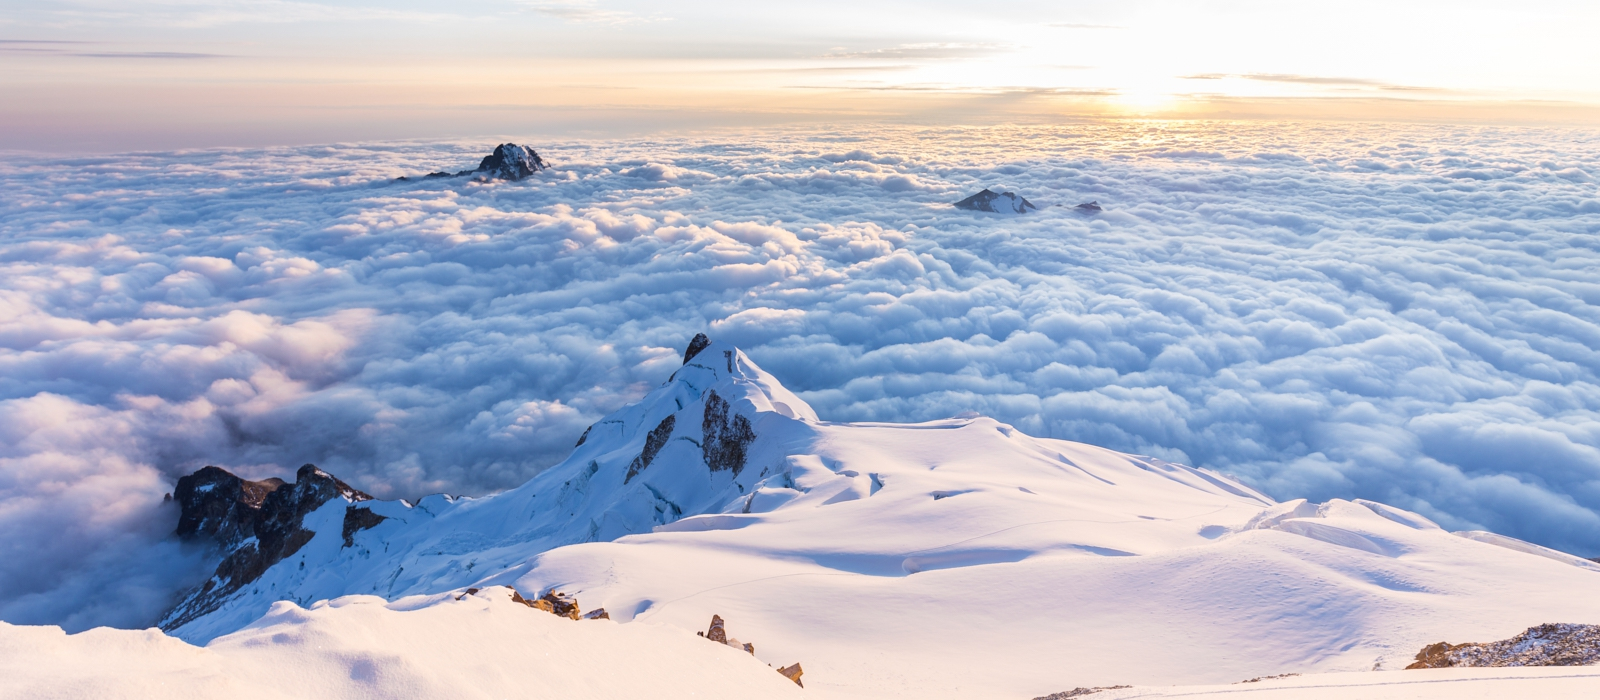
[1077,667,1600,699]
[0,587,800,700]
[162,338,1600,699]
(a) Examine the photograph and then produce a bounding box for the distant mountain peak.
[955,188,1038,214]
[471,143,549,181]
[399,143,550,182]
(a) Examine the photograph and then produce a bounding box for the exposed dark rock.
[173,466,286,549]
[1033,687,1130,699]
[461,143,548,181]
[398,145,549,183]
[575,423,592,447]
[1236,673,1298,684]
[954,188,1037,214]
[625,415,676,483]
[705,614,728,643]
[683,333,712,364]
[162,464,372,632]
[583,608,610,620]
[702,391,755,476]
[1074,201,1103,213]
[1406,623,1600,669]
[341,506,387,547]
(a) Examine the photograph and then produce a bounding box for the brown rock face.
[511,588,582,620]
[705,614,728,643]
[161,464,372,632]
[1405,624,1600,669]
[777,663,804,687]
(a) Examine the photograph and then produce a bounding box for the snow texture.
[0,587,802,700]
[2,123,1600,632]
[150,341,1600,699]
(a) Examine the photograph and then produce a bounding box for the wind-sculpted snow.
[2,122,1600,629]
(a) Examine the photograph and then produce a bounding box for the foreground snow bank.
[1062,667,1600,699]
[0,587,800,700]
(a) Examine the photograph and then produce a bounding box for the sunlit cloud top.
[3,0,1599,149]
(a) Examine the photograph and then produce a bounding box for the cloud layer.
[2,123,1599,628]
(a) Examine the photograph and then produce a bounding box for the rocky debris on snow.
[457,587,481,600]
[1236,673,1299,683]
[396,143,549,182]
[341,506,387,547]
[1033,687,1131,699]
[511,588,582,620]
[696,614,764,659]
[954,188,1038,214]
[1074,201,1103,213]
[703,390,755,476]
[777,663,804,687]
[583,608,610,620]
[1406,623,1600,669]
[625,414,676,483]
[162,464,373,631]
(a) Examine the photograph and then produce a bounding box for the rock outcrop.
[624,414,676,483]
[1033,687,1130,699]
[702,390,755,476]
[1074,201,1103,213]
[510,588,582,620]
[397,143,549,182]
[1406,623,1600,668]
[161,464,372,631]
[954,188,1038,214]
[468,143,549,181]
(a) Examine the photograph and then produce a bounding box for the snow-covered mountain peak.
[155,334,1600,698]
[954,188,1038,214]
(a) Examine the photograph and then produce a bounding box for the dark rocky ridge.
[161,464,375,631]
[625,415,676,483]
[702,389,755,476]
[954,188,1038,214]
[398,143,549,182]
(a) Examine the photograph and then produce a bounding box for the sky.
[2,122,1598,630]
[4,1,1600,150]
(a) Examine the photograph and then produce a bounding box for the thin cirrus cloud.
[822,43,1012,60]
[1,122,1599,633]
[1181,73,1446,92]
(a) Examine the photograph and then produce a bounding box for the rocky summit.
[954,188,1038,214]
[468,143,549,181]
[401,143,550,181]
[162,464,375,631]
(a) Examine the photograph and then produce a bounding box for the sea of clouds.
[3,122,1599,630]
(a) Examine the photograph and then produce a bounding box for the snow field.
[0,586,801,700]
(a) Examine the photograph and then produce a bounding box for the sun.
[1113,88,1179,114]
